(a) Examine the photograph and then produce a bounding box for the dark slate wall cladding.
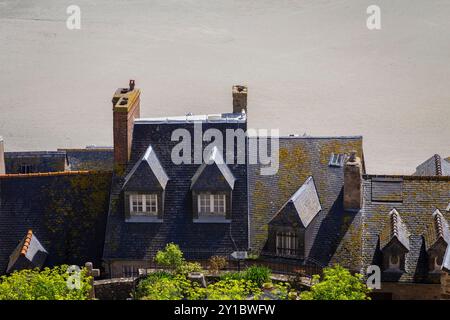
[103,121,248,261]
[64,150,114,171]
[361,177,450,283]
[248,137,364,268]
[0,173,112,274]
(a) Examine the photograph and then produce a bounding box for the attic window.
[20,164,33,174]
[276,231,298,256]
[129,194,158,216]
[329,153,345,167]
[198,193,226,216]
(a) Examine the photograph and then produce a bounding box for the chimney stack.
[0,136,4,174]
[232,85,248,114]
[343,151,362,211]
[112,80,140,174]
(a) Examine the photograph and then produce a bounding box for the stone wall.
[94,278,136,300]
[441,272,450,299]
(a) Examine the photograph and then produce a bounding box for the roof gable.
[6,230,48,273]
[424,209,450,251]
[380,209,410,252]
[269,176,322,228]
[191,146,235,190]
[123,145,169,190]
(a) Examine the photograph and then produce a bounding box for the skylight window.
[329,153,346,167]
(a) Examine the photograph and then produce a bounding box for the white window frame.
[197,193,226,216]
[129,193,158,216]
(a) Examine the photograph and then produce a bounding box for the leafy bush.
[155,243,185,271]
[203,279,262,300]
[244,265,271,287]
[300,264,371,300]
[0,265,92,300]
[139,275,193,300]
[176,262,203,275]
[208,256,228,274]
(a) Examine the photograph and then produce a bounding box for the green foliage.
[139,275,197,300]
[176,262,203,275]
[243,266,271,287]
[203,279,262,300]
[208,256,228,274]
[300,264,371,300]
[0,265,92,300]
[154,243,185,271]
[220,265,271,287]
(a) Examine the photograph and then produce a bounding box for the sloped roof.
[6,230,48,273]
[103,120,248,263]
[269,176,321,228]
[58,147,113,171]
[248,135,364,262]
[5,151,67,173]
[123,145,169,189]
[0,171,112,274]
[379,209,410,251]
[191,146,236,190]
[348,175,450,283]
[414,154,450,176]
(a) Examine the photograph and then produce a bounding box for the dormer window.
[329,153,345,167]
[20,164,33,174]
[191,146,235,223]
[130,193,158,215]
[379,209,410,273]
[122,145,169,223]
[267,177,321,259]
[424,210,450,274]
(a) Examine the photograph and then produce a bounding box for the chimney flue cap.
[348,151,357,162]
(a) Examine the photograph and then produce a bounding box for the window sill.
[126,216,163,223]
[193,217,231,224]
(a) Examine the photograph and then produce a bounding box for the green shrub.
[0,265,92,300]
[135,271,172,299]
[300,264,371,300]
[203,279,262,300]
[176,262,203,275]
[243,265,271,287]
[139,275,192,300]
[154,243,185,271]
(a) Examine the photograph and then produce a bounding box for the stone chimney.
[343,151,363,211]
[112,80,140,174]
[0,136,4,174]
[232,85,248,114]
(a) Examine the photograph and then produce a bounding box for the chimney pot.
[129,80,135,91]
[343,152,362,211]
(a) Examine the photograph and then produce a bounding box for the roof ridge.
[433,209,445,239]
[20,230,33,256]
[435,154,442,176]
[0,170,111,179]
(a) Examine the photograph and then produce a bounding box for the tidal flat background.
[0,0,449,174]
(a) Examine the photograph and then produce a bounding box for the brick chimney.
[112,80,140,174]
[232,85,247,114]
[0,136,4,174]
[343,151,362,211]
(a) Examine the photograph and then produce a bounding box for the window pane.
[198,194,210,213]
[213,194,226,214]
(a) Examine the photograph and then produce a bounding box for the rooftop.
[135,112,246,124]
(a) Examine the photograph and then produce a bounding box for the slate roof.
[414,154,450,176]
[123,145,169,190]
[269,176,322,228]
[58,147,114,171]
[248,136,365,263]
[103,120,248,262]
[335,175,450,283]
[0,171,112,274]
[191,146,236,190]
[5,151,67,173]
[379,209,410,251]
[6,230,48,273]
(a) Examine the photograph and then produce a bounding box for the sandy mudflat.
[0,0,449,174]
